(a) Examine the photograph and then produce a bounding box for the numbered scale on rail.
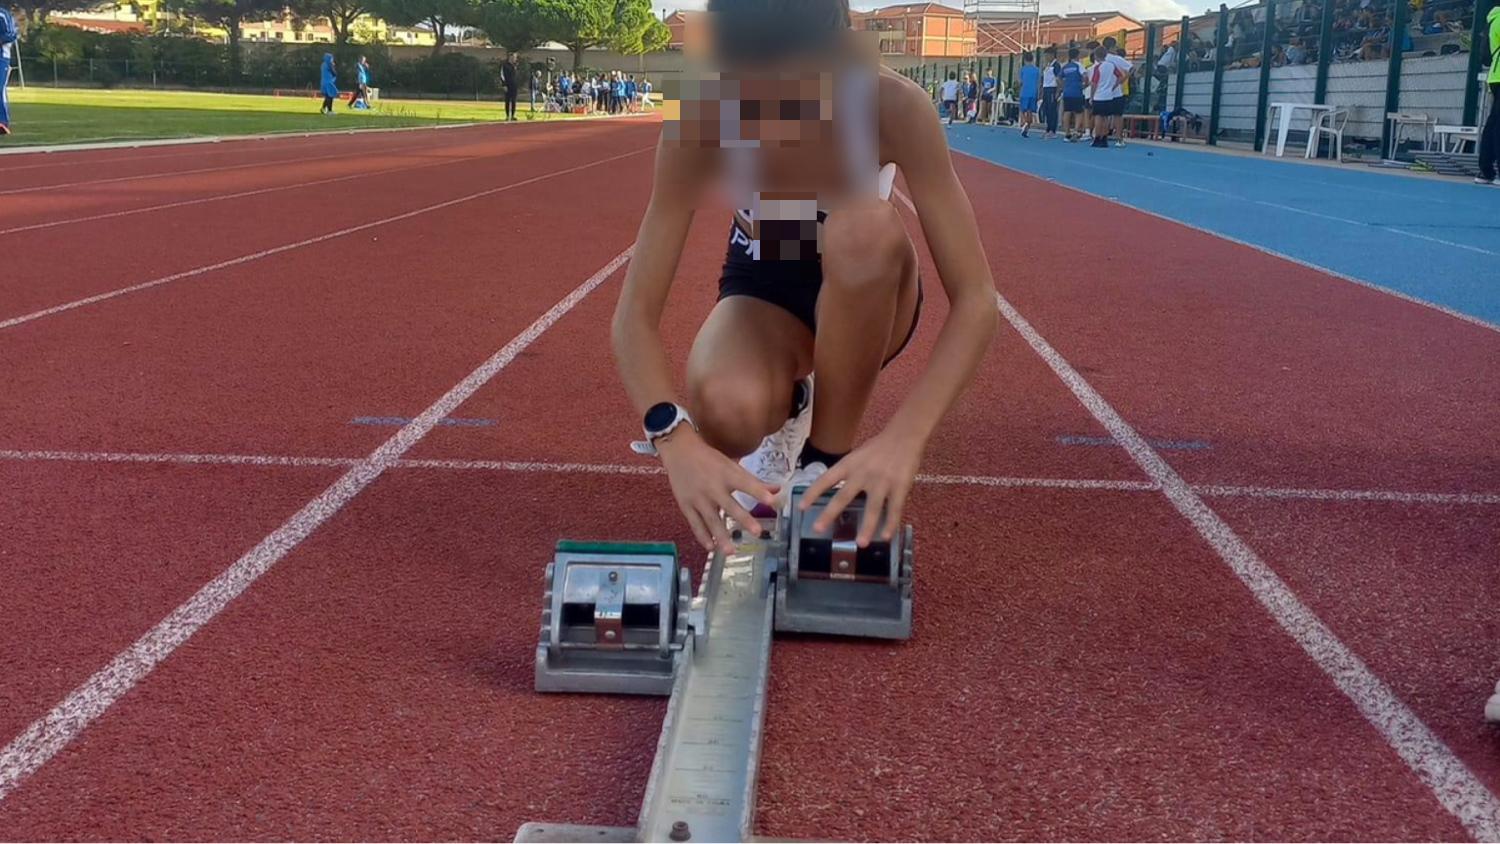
[517,485,915,843]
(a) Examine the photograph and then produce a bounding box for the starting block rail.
[518,488,914,843]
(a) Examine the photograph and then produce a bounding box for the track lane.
[0,122,506,192]
[1,122,658,318]
[0,461,342,742]
[948,154,1500,496]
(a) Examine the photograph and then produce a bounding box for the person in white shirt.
[1088,45,1125,147]
[1040,46,1061,138]
[939,71,960,124]
[1102,38,1133,147]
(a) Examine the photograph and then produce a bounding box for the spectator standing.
[318,53,339,115]
[939,71,960,124]
[531,69,542,110]
[1059,47,1086,141]
[980,69,997,122]
[1017,54,1040,137]
[1088,45,1125,147]
[1104,38,1133,146]
[349,55,371,109]
[0,2,16,135]
[1477,3,1500,185]
[1041,47,1061,138]
[501,53,520,121]
[963,71,979,123]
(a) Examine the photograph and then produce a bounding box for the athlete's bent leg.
[810,199,919,457]
[686,297,813,458]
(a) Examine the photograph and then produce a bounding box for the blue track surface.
[945,124,1499,328]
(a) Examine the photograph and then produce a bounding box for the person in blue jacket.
[0,3,17,135]
[318,52,338,115]
[349,55,370,109]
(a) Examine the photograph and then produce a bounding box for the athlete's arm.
[802,72,999,545]
[611,136,774,552]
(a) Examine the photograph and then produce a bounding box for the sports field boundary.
[0,109,655,157]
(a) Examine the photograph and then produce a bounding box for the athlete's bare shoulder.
[876,66,942,163]
[877,66,934,115]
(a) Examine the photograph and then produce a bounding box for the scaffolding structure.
[965,0,1042,56]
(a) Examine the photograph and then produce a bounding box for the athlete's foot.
[0,123,10,135]
[733,376,813,518]
[780,461,830,517]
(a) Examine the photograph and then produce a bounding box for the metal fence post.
[1209,5,1229,143]
[1174,16,1189,112]
[1143,22,1157,114]
[1314,0,1337,103]
[1253,0,1278,151]
[1380,0,1410,158]
[1462,0,1492,125]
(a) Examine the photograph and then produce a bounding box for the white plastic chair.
[1310,108,1349,162]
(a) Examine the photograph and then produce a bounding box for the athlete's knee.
[822,200,908,295]
[687,373,780,457]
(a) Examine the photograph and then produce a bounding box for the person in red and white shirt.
[1087,46,1126,148]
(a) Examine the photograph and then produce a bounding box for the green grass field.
[0,87,574,148]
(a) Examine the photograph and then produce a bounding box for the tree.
[305,0,368,43]
[163,0,287,78]
[476,0,554,55]
[366,0,476,54]
[12,0,96,26]
[615,3,667,58]
[543,0,662,69]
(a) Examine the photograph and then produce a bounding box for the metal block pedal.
[535,540,691,696]
[775,486,913,640]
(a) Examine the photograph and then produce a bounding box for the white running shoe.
[780,460,830,518]
[732,377,813,515]
[735,428,792,515]
[1486,680,1500,723]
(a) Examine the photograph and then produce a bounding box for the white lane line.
[7,449,1500,507]
[0,247,634,804]
[897,185,1500,839]
[0,151,491,236]
[950,148,1500,336]
[997,291,1500,836]
[1196,484,1500,506]
[918,472,1156,492]
[0,449,361,469]
[0,146,651,332]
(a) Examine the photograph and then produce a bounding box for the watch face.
[644,402,678,433]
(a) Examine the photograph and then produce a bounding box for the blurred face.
[665,71,833,150]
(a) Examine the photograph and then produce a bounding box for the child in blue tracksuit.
[319,52,338,114]
[0,4,17,135]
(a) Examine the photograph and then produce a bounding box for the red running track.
[0,117,1496,841]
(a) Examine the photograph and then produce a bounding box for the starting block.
[534,541,691,696]
[519,498,915,843]
[777,486,914,640]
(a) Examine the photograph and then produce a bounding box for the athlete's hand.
[799,431,924,547]
[658,429,776,554]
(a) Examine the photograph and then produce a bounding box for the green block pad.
[555,540,677,559]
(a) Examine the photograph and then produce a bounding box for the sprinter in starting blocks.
[519,0,998,837]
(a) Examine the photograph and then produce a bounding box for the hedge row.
[19,24,543,96]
